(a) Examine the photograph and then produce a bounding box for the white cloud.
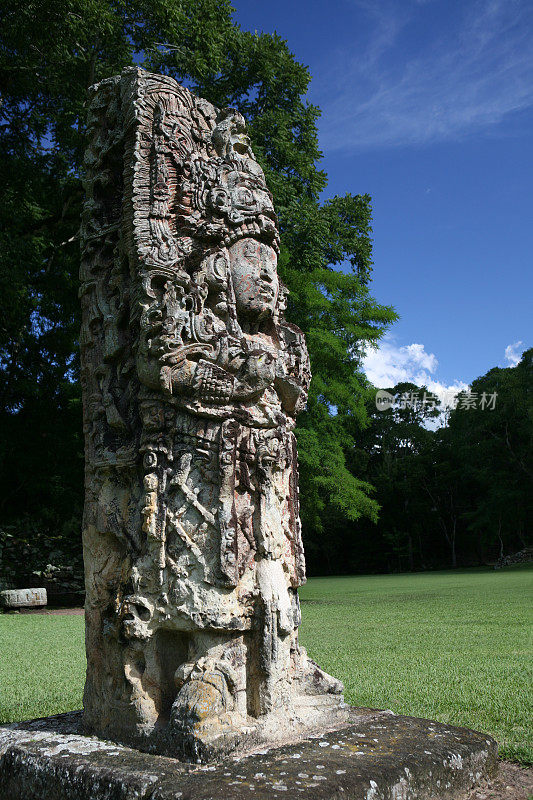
[363,337,468,408]
[315,0,533,150]
[504,340,524,367]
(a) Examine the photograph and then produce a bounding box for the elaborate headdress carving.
[80,68,341,762]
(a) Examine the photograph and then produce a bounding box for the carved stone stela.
[80,67,345,761]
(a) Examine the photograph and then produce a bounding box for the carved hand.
[232,351,276,401]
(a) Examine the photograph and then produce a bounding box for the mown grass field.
[1,567,531,763]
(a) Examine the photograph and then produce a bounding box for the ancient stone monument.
[79,67,344,761]
[0,67,499,799]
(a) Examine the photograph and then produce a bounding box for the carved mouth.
[233,141,250,155]
[121,598,151,623]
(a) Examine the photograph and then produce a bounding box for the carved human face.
[229,238,279,321]
[212,109,254,160]
[209,167,275,230]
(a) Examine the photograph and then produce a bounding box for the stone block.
[0,708,498,799]
[0,588,47,609]
[79,67,340,759]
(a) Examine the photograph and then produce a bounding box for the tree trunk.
[497,516,504,561]
[450,517,457,568]
[407,532,414,572]
[477,531,485,566]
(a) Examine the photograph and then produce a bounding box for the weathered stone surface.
[0,588,47,609]
[80,66,343,761]
[0,709,498,799]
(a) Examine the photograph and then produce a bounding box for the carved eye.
[237,188,253,206]
[210,189,229,209]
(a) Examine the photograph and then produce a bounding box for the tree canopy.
[3,1,527,588]
[327,351,532,576]
[0,0,396,581]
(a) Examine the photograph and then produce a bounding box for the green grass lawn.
[1,567,531,763]
[299,566,532,765]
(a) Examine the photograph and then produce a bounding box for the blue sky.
[232,0,532,398]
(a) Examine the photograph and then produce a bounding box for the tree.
[0,0,396,580]
[444,349,533,561]
[348,354,532,574]
[355,382,442,572]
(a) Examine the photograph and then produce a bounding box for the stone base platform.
[0,708,497,800]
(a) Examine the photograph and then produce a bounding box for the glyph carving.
[80,67,345,761]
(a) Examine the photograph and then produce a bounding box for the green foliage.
[443,348,532,556]
[0,520,84,595]
[352,382,442,570]
[0,0,396,575]
[342,351,532,575]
